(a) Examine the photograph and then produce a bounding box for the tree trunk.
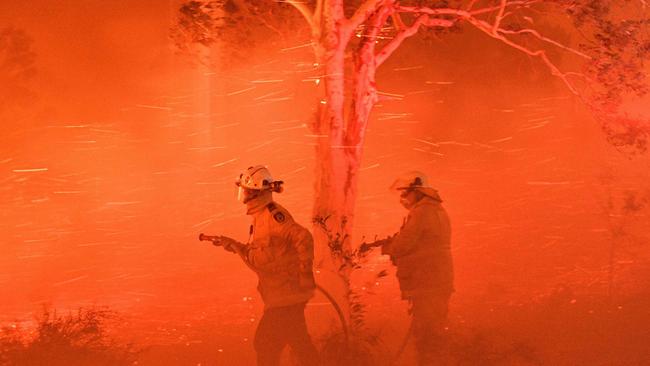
[311,41,351,267]
[310,14,379,327]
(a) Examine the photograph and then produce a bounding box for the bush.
[319,330,386,366]
[0,307,138,366]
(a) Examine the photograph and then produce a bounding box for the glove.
[379,239,390,255]
[380,234,396,255]
[215,236,240,253]
[359,234,396,254]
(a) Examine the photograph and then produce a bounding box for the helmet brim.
[416,187,442,202]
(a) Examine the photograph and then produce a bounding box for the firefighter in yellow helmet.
[366,171,453,365]
[212,165,318,366]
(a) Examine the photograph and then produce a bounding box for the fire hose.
[198,233,349,343]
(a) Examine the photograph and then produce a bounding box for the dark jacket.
[382,196,454,298]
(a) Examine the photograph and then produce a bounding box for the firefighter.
[374,171,454,365]
[213,165,319,366]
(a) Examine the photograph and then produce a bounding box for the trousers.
[254,302,319,366]
[410,293,452,366]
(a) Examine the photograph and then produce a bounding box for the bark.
[310,4,382,329]
[312,0,349,262]
[311,4,384,263]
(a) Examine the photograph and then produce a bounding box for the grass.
[0,307,138,366]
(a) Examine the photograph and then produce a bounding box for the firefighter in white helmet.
[212,165,318,366]
[364,171,453,365]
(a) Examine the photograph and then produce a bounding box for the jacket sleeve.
[382,206,424,258]
[245,236,273,270]
[282,223,315,274]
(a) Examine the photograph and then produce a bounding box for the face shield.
[237,186,265,204]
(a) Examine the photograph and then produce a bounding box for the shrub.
[0,307,138,366]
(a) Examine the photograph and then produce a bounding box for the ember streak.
[1,1,649,365]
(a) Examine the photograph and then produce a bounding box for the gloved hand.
[299,271,316,289]
[214,236,241,253]
[359,235,395,254]
[380,234,396,255]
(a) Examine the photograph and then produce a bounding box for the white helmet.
[390,171,429,191]
[235,165,283,201]
[390,171,442,201]
[236,165,274,190]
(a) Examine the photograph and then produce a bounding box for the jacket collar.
[246,194,273,215]
[412,195,439,210]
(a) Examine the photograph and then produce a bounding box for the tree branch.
[466,0,480,11]
[281,0,317,33]
[391,13,406,31]
[397,1,536,18]
[314,0,324,32]
[344,5,394,145]
[498,28,592,59]
[396,2,588,95]
[466,16,581,94]
[358,4,394,52]
[471,0,540,17]
[376,15,456,66]
[398,6,472,17]
[347,0,387,32]
[492,0,508,34]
